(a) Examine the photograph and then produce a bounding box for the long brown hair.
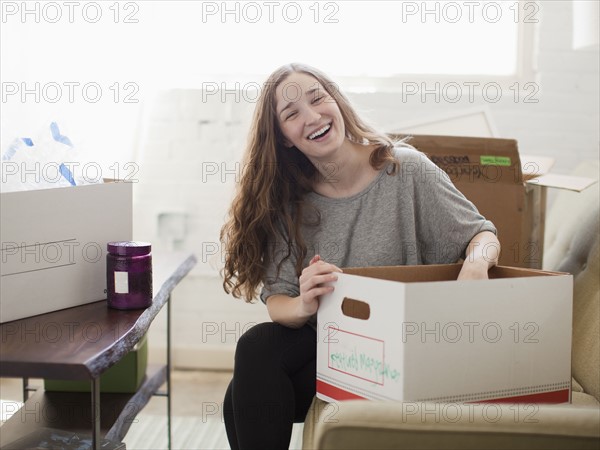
[220,63,401,301]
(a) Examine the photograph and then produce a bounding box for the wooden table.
[0,252,197,449]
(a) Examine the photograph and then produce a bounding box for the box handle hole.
[341,297,370,320]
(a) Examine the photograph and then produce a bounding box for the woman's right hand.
[298,254,343,317]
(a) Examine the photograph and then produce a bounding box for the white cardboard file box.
[0,180,132,323]
[317,264,572,404]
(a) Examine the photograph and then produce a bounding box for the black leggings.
[223,322,317,450]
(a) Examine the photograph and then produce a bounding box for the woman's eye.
[286,111,297,120]
[312,96,324,104]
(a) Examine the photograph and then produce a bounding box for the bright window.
[0,1,537,161]
[1,1,537,87]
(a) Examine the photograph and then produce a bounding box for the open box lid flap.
[519,154,597,190]
[525,173,598,192]
[520,154,556,179]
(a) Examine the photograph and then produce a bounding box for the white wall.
[137,1,599,368]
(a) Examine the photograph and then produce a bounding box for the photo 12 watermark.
[0,318,139,345]
[398,401,539,424]
[1,82,140,104]
[509,241,541,266]
[200,239,343,266]
[200,159,339,184]
[1,239,102,267]
[1,400,142,426]
[399,81,539,104]
[1,161,140,187]
[201,321,258,344]
[400,321,540,344]
[199,79,342,104]
[200,1,340,24]
[399,1,540,24]
[1,1,140,24]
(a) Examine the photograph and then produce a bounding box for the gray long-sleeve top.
[260,145,497,327]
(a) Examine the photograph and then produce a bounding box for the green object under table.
[44,334,148,394]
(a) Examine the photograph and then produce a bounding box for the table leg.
[22,377,29,401]
[167,294,172,450]
[92,377,101,450]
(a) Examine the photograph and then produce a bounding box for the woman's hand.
[298,255,343,317]
[265,255,342,328]
[457,231,500,280]
[457,258,490,280]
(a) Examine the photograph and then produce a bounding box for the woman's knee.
[234,322,282,364]
[237,321,314,350]
[237,321,280,345]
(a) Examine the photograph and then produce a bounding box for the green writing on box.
[480,156,512,166]
[330,348,400,383]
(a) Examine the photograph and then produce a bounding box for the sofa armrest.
[303,399,600,450]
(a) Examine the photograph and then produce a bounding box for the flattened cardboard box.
[391,134,597,268]
[316,264,572,404]
[0,180,132,323]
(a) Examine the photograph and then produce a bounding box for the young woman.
[220,63,500,449]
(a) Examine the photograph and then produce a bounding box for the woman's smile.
[307,123,332,141]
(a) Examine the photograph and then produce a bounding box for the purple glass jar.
[106,241,153,310]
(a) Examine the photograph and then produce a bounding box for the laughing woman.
[220,63,500,449]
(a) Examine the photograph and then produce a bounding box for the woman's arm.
[266,256,342,328]
[265,294,312,329]
[458,231,501,280]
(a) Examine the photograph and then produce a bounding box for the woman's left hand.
[457,231,500,280]
[457,260,489,280]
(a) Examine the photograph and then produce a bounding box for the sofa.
[302,161,600,449]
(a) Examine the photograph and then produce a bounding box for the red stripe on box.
[317,380,569,404]
[477,389,570,404]
[317,380,366,401]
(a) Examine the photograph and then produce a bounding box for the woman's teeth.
[308,124,331,140]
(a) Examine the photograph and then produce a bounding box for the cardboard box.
[44,334,148,393]
[316,264,572,404]
[0,180,132,323]
[392,135,597,268]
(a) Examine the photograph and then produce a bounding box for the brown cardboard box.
[392,134,597,268]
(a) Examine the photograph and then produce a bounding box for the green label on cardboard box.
[480,156,512,166]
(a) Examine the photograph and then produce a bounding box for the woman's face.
[274,72,346,161]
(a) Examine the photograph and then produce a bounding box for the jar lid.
[107,241,152,256]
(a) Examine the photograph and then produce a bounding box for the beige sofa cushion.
[572,377,584,393]
[304,392,599,448]
[543,161,600,402]
[571,391,600,407]
[571,240,600,400]
[305,399,600,450]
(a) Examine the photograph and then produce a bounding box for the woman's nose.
[304,106,321,125]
